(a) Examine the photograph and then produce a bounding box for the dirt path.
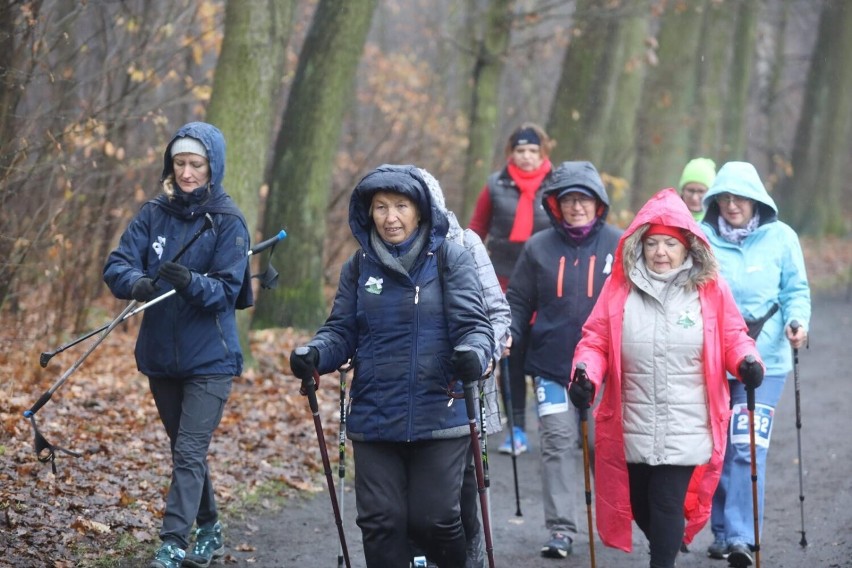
[192,293,852,567]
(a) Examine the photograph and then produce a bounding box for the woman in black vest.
[468,122,554,455]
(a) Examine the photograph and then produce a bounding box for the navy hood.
[348,164,449,254]
[161,121,226,190]
[540,160,611,229]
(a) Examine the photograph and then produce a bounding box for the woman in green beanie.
[679,157,717,222]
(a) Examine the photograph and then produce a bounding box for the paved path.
[225,292,851,567]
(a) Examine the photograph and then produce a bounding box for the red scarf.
[507,159,552,242]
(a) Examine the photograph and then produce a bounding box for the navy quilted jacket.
[308,165,493,442]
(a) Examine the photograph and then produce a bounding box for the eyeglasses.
[715,194,749,205]
[560,195,596,207]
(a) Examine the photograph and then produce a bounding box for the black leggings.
[627,463,695,568]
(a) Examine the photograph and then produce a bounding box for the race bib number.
[535,377,569,417]
[730,403,774,449]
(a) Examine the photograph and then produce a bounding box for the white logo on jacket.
[152,236,166,259]
[365,276,383,294]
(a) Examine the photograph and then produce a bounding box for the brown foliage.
[0,302,343,565]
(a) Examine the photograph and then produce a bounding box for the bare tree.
[0,1,219,339]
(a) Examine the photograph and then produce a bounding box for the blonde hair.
[162,175,177,199]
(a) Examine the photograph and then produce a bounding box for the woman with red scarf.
[468,122,554,455]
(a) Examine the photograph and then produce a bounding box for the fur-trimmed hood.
[618,188,718,290]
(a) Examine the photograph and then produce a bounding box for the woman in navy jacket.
[290,165,493,567]
[104,122,251,568]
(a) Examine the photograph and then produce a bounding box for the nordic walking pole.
[25,213,215,418]
[479,369,493,531]
[39,227,287,367]
[337,361,351,568]
[23,214,215,470]
[745,354,761,568]
[790,320,808,547]
[499,357,523,516]
[573,363,597,568]
[462,374,496,568]
[294,349,351,568]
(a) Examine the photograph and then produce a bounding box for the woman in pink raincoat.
[568,189,764,568]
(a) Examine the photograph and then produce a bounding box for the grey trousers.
[535,376,581,538]
[149,374,232,548]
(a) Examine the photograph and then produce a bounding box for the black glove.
[290,346,319,381]
[738,355,764,390]
[451,349,481,384]
[568,365,595,409]
[158,261,192,290]
[130,277,157,302]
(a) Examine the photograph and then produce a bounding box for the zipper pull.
[604,253,613,274]
[415,286,420,304]
[447,397,454,407]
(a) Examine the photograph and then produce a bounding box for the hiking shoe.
[183,521,224,568]
[707,537,730,559]
[149,542,185,568]
[727,543,754,567]
[498,426,528,455]
[541,532,572,558]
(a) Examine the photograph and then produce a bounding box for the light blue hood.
[702,161,778,228]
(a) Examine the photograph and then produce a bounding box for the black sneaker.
[708,537,730,559]
[727,543,754,567]
[541,532,572,558]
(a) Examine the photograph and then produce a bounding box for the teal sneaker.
[183,521,224,568]
[149,542,185,568]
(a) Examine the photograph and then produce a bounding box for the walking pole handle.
[573,363,590,422]
[24,392,53,418]
[744,354,757,411]
[252,229,287,255]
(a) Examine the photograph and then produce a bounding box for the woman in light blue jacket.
[700,161,811,567]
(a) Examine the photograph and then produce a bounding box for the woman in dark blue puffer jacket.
[290,164,493,568]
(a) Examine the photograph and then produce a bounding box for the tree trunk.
[207,0,295,361]
[548,0,627,163]
[593,0,651,217]
[255,0,378,329]
[776,0,852,236]
[459,0,515,223]
[631,0,710,209]
[720,0,758,161]
[692,0,736,159]
[546,0,651,217]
